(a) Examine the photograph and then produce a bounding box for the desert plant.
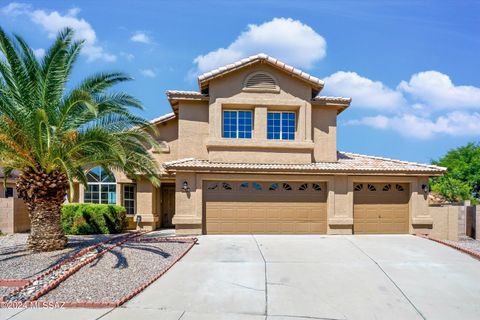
[0,27,160,251]
[61,203,127,235]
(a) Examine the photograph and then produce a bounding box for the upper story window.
[223,110,253,139]
[267,112,295,140]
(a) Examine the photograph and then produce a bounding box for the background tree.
[0,27,160,251]
[430,142,480,203]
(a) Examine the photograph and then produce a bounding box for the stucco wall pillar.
[135,178,159,230]
[254,106,267,140]
[410,176,433,228]
[173,172,202,235]
[328,176,353,234]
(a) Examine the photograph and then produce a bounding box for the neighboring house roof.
[197,53,324,91]
[312,96,352,105]
[149,112,176,125]
[0,169,20,181]
[163,152,446,175]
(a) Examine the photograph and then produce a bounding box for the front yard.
[0,232,196,307]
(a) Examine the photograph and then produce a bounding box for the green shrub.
[61,203,127,235]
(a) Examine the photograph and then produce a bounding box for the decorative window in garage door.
[354,184,363,191]
[354,183,408,194]
[205,181,326,194]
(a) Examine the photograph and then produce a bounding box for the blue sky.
[1,0,479,163]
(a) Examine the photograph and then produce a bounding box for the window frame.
[5,187,13,198]
[222,110,253,139]
[123,184,136,215]
[267,111,296,140]
[84,167,117,205]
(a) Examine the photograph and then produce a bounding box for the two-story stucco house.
[70,54,445,235]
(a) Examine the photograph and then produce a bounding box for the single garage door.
[353,183,409,234]
[204,181,327,234]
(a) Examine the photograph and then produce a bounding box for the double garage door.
[204,181,327,234]
[203,181,410,235]
[353,183,409,234]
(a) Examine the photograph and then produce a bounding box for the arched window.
[84,167,116,204]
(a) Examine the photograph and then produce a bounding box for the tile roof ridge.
[149,112,175,124]
[339,151,447,170]
[163,158,197,166]
[197,53,324,87]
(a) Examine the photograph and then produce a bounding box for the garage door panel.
[354,183,409,234]
[205,181,327,234]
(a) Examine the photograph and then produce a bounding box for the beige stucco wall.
[0,198,30,233]
[135,177,160,230]
[178,101,209,160]
[312,108,337,162]
[172,173,434,235]
[152,117,179,163]
[428,205,461,240]
[203,63,327,164]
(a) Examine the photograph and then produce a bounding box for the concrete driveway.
[3,235,480,320]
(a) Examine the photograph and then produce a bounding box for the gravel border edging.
[416,234,480,261]
[38,237,198,308]
[1,232,143,303]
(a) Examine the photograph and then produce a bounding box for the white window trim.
[267,111,296,141]
[84,167,117,204]
[84,181,117,204]
[222,110,253,139]
[123,184,136,215]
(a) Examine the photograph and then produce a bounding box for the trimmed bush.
[61,203,127,235]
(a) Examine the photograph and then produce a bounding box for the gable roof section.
[163,152,446,175]
[165,90,209,109]
[149,112,176,125]
[197,53,324,92]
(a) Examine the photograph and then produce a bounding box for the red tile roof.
[163,152,446,175]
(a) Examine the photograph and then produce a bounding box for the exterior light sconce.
[421,184,429,195]
[135,215,142,224]
[182,181,191,193]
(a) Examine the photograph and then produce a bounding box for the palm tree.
[0,27,160,252]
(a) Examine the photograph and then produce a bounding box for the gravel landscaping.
[0,233,120,280]
[38,238,194,304]
[444,236,480,256]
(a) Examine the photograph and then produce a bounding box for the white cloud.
[323,71,406,110]
[120,52,135,61]
[33,48,45,58]
[347,112,480,139]
[1,2,116,62]
[1,2,30,16]
[140,68,156,78]
[130,32,152,44]
[398,71,480,110]
[193,17,326,74]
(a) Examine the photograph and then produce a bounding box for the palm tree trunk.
[27,199,67,251]
[16,168,69,252]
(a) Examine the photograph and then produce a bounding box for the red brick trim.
[0,280,29,287]
[28,232,145,302]
[416,233,480,260]
[2,232,143,303]
[38,237,198,308]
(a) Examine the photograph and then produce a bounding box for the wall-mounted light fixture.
[135,215,142,224]
[421,184,429,195]
[181,180,191,192]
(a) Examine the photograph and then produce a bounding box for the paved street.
[2,235,480,319]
